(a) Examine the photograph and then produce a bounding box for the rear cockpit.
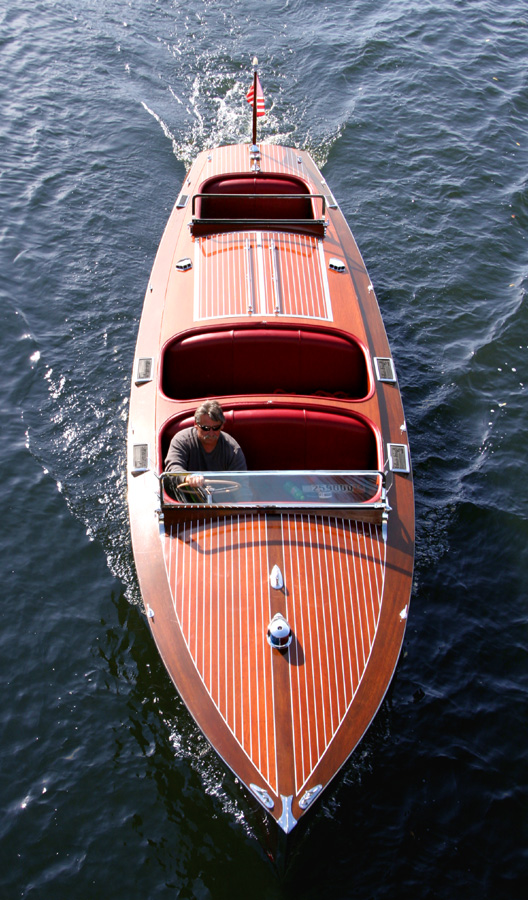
[190,172,326,237]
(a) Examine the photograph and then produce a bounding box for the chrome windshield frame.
[159,469,388,511]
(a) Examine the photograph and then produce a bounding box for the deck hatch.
[195,232,333,321]
[374,357,396,383]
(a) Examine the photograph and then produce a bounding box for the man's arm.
[165,431,192,473]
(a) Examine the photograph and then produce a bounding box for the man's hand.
[184,474,205,487]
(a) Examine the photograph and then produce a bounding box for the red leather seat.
[162,327,370,401]
[160,406,378,472]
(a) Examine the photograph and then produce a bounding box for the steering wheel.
[178,478,241,497]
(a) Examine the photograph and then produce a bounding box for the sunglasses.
[196,422,222,432]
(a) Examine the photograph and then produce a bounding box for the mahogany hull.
[127,142,414,831]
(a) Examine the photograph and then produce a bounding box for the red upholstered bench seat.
[195,173,313,222]
[162,327,370,402]
[160,406,379,472]
[191,173,324,236]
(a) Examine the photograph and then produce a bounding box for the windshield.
[160,470,385,508]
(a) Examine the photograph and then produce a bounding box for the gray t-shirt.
[165,427,247,474]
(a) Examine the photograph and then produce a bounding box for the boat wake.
[164,713,256,837]
[141,65,346,171]
[22,330,140,604]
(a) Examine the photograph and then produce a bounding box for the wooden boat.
[127,73,414,834]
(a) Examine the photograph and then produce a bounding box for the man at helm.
[164,400,247,487]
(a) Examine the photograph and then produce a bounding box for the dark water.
[1,1,527,896]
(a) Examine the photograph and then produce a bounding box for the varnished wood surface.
[195,231,331,321]
[127,140,415,829]
[162,512,388,797]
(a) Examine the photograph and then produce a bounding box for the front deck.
[162,508,386,816]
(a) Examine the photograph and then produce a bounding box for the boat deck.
[194,231,331,321]
[163,512,385,797]
[128,138,414,830]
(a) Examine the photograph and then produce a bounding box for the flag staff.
[252,56,258,145]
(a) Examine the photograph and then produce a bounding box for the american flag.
[246,75,265,117]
